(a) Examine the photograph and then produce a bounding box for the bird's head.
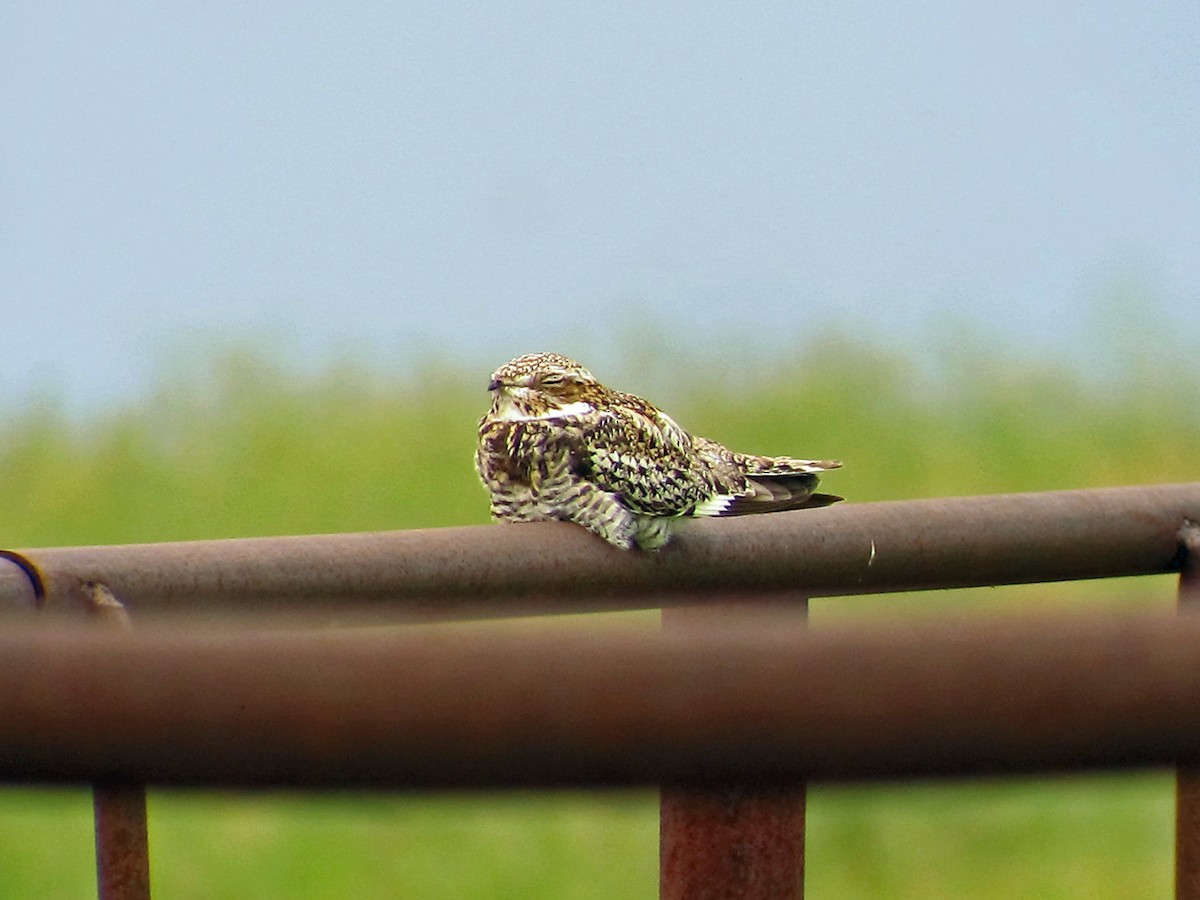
[486,352,601,421]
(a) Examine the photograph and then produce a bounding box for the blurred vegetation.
[0,333,1194,897]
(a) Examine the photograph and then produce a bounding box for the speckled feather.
[475,352,841,550]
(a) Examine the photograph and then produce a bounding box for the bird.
[475,352,842,550]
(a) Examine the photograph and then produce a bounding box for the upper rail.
[1,483,1196,617]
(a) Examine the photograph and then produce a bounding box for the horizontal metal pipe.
[4,483,1197,618]
[3,609,1200,787]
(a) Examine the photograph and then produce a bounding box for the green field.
[0,335,1195,897]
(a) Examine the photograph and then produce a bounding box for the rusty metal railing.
[8,608,1200,786]
[2,482,1198,900]
[1,483,1195,616]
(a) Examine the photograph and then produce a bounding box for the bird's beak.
[487,378,502,392]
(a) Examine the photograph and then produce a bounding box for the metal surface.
[661,788,804,900]
[94,785,150,900]
[2,483,1197,619]
[661,599,808,900]
[2,608,1200,787]
[1177,522,1200,900]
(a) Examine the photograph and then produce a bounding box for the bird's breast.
[478,418,571,487]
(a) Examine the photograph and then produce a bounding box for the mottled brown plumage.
[475,352,841,550]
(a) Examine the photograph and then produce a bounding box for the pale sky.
[3,2,1197,410]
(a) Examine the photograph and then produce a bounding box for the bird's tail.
[738,455,842,477]
[694,457,843,518]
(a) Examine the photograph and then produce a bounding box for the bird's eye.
[539,373,566,386]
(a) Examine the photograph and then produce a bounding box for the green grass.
[807,775,1173,899]
[0,777,1174,899]
[0,789,659,899]
[0,335,1195,897]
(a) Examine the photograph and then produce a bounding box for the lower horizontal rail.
[2,608,1200,787]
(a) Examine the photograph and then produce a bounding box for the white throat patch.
[544,400,594,419]
[493,397,595,422]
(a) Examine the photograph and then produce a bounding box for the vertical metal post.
[1177,522,1200,900]
[71,581,152,900]
[660,597,808,900]
[94,785,151,900]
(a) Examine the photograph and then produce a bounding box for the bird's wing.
[569,405,717,516]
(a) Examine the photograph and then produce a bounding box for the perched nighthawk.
[475,352,842,550]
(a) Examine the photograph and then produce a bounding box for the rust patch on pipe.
[661,787,804,900]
